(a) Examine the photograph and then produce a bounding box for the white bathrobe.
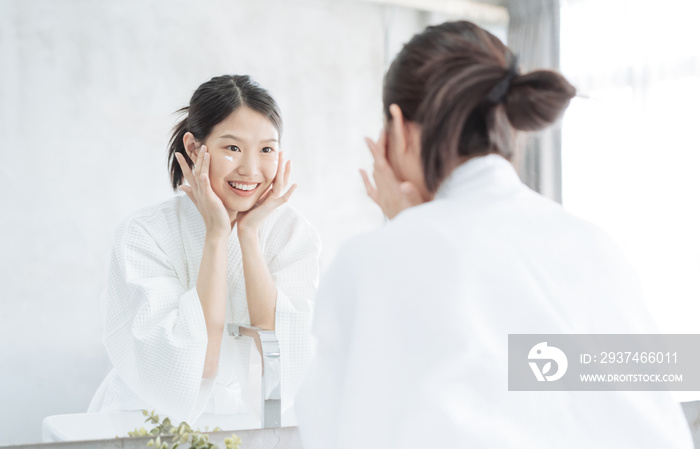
[88,194,321,424]
[296,154,693,449]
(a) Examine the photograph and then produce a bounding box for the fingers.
[260,178,295,207]
[283,159,292,188]
[175,152,195,188]
[359,169,379,203]
[279,183,297,204]
[176,145,213,202]
[377,129,388,163]
[256,186,273,206]
[377,128,387,150]
[178,184,195,203]
[365,137,388,169]
[200,146,211,189]
[364,137,378,160]
[271,152,292,199]
[371,150,399,187]
[272,151,286,196]
[194,145,206,179]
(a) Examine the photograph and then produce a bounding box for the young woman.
[89,75,321,424]
[296,21,692,448]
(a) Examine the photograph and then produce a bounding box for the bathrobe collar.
[434,153,522,200]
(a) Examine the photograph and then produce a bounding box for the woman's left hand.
[236,151,296,238]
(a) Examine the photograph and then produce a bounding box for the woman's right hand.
[175,146,231,238]
[360,131,424,219]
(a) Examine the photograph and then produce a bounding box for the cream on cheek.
[262,158,278,188]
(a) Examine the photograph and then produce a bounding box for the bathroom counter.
[6,427,302,449]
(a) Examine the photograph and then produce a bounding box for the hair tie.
[486,55,519,104]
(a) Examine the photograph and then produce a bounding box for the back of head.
[383,20,576,193]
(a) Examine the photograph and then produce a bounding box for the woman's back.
[297,154,692,448]
[297,19,692,449]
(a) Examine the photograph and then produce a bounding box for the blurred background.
[0,0,698,445]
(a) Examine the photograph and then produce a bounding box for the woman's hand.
[175,146,232,238]
[359,132,424,219]
[177,146,229,377]
[236,151,296,238]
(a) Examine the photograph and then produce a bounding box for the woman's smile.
[227,180,261,197]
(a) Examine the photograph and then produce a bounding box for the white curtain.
[507,0,563,202]
[560,0,700,350]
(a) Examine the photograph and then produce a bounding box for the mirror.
[0,0,508,445]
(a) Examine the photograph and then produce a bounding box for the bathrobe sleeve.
[101,218,213,423]
[262,208,322,411]
[294,240,357,449]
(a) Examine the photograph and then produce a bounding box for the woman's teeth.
[229,182,258,191]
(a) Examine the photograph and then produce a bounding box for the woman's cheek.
[264,158,279,182]
[210,158,227,180]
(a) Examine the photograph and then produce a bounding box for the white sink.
[42,411,268,442]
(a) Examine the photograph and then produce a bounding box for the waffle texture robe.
[89,194,321,424]
[296,154,692,449]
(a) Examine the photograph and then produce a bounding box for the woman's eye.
[227,145,241,152]
[261,147,274,153]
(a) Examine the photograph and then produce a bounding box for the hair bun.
[504,70,576,131]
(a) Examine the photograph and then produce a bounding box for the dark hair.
[167,75,283,190]
[383,20,576,193]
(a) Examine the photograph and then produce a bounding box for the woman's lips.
[228,181,260,197]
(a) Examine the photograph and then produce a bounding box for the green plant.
[127,410,242,449]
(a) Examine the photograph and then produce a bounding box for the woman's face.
[200,107,280,218]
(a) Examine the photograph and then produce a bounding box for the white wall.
[0,0,492,444]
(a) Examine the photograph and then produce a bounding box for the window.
[560,0,700,338]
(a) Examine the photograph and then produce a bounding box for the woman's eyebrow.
[218,133,278,143]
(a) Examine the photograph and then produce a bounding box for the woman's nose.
[235,151,259,176]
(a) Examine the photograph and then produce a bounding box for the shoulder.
[113,195,186,249]
[332,205,456,280]
[119,195,181,226]
[318,209,462,326]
